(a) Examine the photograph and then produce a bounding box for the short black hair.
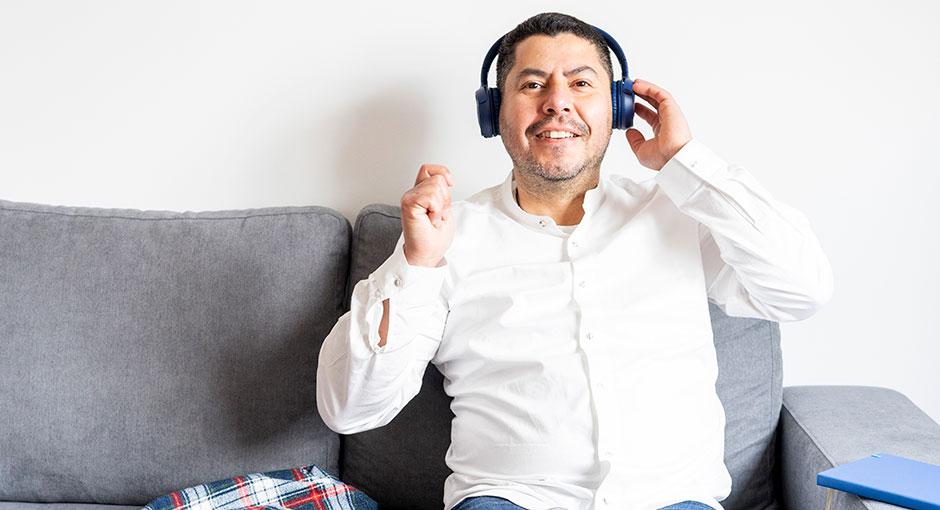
[495,12,614,92]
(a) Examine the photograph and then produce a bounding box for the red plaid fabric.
[143,465,377,510]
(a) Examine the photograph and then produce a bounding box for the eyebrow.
[515,65,599,81]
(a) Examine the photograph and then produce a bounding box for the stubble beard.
[514,145,606,183]
[504,130,612,196]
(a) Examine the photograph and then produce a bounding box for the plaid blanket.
[143,465,377,510]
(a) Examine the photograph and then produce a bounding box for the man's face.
[498,32,613,183]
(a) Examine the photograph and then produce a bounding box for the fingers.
[415,163,454,187]
[403,188,451,227]
[403,164,454,227]
[414,164,453,217]
[405,179,451,212]
[632,78,674,110]
[625,128,645,154]
[418,187,452,227]
[634,102,659,128]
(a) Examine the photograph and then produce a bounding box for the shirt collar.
[498,170,607,236]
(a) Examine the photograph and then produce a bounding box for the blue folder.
[817,453,940,509]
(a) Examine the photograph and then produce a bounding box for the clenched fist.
[400,164,455,267]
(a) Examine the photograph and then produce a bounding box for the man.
[317,12,833,510]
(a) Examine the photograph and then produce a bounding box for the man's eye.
[525,82,542,89]
[575,80,591,87]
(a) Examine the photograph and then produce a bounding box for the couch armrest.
[777,385,940,510]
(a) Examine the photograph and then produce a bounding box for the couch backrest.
[0,199,349,506]
[340,204,784,510]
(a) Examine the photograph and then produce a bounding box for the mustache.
[526,117,588,137]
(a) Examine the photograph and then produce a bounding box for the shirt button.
[585,332,594,341]
[571,240,579,248]
[393,277,402,287]
[538,219,547,227]
[579,280,587,288]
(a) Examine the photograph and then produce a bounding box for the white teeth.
[541,131,576,139]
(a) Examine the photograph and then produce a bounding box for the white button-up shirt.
[317,139,833,510]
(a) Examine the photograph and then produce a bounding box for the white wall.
[2,1,938,424]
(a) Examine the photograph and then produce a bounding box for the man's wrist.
[403,245,442,268]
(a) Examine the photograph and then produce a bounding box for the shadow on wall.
[329,82,433,222]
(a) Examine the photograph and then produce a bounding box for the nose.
[541,83,573,116]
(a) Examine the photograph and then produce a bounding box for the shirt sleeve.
[654,138,834,322]
[316,233,449,434]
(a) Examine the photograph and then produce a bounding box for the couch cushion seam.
[780,399,836,469]
[0,206,343,222]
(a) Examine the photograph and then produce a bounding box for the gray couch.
[1,198,938,510]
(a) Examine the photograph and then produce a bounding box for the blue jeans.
[453,496,526,510]
[659,502,714,510]
[453,495,713,510]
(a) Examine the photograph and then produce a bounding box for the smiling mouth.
[535,131,582,141]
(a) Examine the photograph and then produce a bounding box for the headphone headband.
[479,37,502,88]
[594,27,629,84]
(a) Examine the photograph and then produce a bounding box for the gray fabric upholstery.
[344,205,403,312]
[712,305,783,510]
[5,196,938,510]
[339,204,452,510]
[340,204,784,510]
[778,385,940,510]
[0,199,349,506]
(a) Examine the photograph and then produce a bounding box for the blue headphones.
[475,26,635,138]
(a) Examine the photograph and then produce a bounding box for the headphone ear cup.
[611,80,621,129]
[620,79,635,129]
[490,88,501,136]
[475,87,502,138]
[475,87,493,138]
[611,80,636,130]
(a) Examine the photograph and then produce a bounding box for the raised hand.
[625,78,694,171]
[400,164,456,267]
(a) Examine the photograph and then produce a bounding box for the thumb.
[625,128,645,154]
